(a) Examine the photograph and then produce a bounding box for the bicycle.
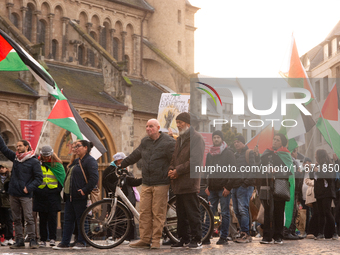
[80,168,214,249]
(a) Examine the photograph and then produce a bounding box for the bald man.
[121,119,176,249]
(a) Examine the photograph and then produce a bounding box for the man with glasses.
[0,136,43,249]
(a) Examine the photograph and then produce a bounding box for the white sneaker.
[122,240,130,245]
[8,239,14,245]
[1,240,9,246]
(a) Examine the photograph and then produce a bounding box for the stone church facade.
[0,0,199,189]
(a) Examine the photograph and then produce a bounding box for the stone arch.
[54,111,117,192]
[10,12,20,29]
[124,22,135,32]
[41,2,51,16]
[79,11,88,31]
[0,114,21,162]
[51,2,67,16]
[51,39,59,60]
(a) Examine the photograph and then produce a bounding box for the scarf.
[15,151,35,162]
[43,162,66,187]
[209,141,227,156]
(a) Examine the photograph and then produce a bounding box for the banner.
[157,93,190,133]
[200,132,214,167]
[20,120,44,152]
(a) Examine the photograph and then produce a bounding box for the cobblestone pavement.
[1,237,340,255]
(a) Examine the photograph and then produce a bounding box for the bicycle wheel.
[164,195,214,243]
[80,199,132,249]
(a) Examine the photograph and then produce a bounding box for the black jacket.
[0,136,43,198]
[309,167,336,199]
[121,132,175,186]
[66,154,99,200]
[206,147,236,191]
[102,165,142,206]
[230,146,256,189]
[33,163,63,212]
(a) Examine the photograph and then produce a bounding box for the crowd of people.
[0,112,339,250]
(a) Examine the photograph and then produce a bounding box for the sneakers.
[50,239,56,246]
[52,243,70,250]
[235,232,252,243]
[1,239,14,246]
[129,240,151,249]
[72,242,86,250]
[315,234,325,240]
[39,241,46,248]
[29,239,39,249]
[10,238,25,249]
[333,234,339,240]
[274,238,283,244]
[216,237,228,245]
[260,239,273,244]
[171,239,190,248]
[202,239,211,245]
[187,240,202,249]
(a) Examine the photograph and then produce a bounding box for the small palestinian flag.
[48,99,107,160]
[316,83,340,159]
[0,29,65,100]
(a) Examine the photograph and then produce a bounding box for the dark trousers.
[307,203,319,236]
[335,191,340,235]
[262,199,285,241]
[0,207,13,240]
[316,197,335,236]
[176,193,202,242]
[61,195,87,245]
[39,211,58,241]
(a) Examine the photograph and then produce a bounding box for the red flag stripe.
[48,100,74,119]
[0,35,13,62]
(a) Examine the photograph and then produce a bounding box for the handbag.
[79,160,101,206]
[273,178,290,201]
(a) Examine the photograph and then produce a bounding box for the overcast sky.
[190,0,340,78]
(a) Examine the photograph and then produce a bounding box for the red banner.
[20,120,44,152]
[200,132,214,167]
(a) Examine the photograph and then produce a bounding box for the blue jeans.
[231,186,254,234]
[61,195,87,245]
[208,190,231,239]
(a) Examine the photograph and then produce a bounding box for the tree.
[221,123,242,151]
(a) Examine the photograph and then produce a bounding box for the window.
[25,5,33,41]
[323,76,328,100]
[178,41,182,54]
[178,10,182,23]
[52,40,58,60]
[242,129,247,142]
[78,46,84,65]
[113,38,119,60]
[315,80,320,101]
[11,13,19,28]
[251,130,256,138]
[38,20,46,56]
[210,124,215,133]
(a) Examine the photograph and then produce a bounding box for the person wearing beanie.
[34,146,66,248]
[120,119,176,249]
[168,113,205,249]
[205,130,236,245]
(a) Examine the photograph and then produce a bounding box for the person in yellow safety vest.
[33,146,66,248]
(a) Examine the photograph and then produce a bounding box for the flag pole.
[34,120,48,154]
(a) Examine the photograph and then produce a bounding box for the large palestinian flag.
[48,99,107,160]
[316,83,340,159]
[246,124,274,154]
[0,29,65,100]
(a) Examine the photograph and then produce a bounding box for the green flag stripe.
[48,118,83,139]
[316,118,340,159]
[0,52,29,71]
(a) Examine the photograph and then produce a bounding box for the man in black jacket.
[205,130,236,245]
[0,136,42,249]
[120,119,176,249]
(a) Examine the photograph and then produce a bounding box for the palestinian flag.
[279,104,315,152]
[279,34,315,104]
[246,124,274,154]
[48,99,107,160]
[316,83,340,158]
[0,29,65,100]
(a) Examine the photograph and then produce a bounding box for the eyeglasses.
[74,145,83,149]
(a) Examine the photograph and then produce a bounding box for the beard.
[179,125,189,135]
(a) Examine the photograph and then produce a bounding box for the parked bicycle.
[80,168,214,249]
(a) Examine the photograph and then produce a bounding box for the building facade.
[0,0,199,187]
